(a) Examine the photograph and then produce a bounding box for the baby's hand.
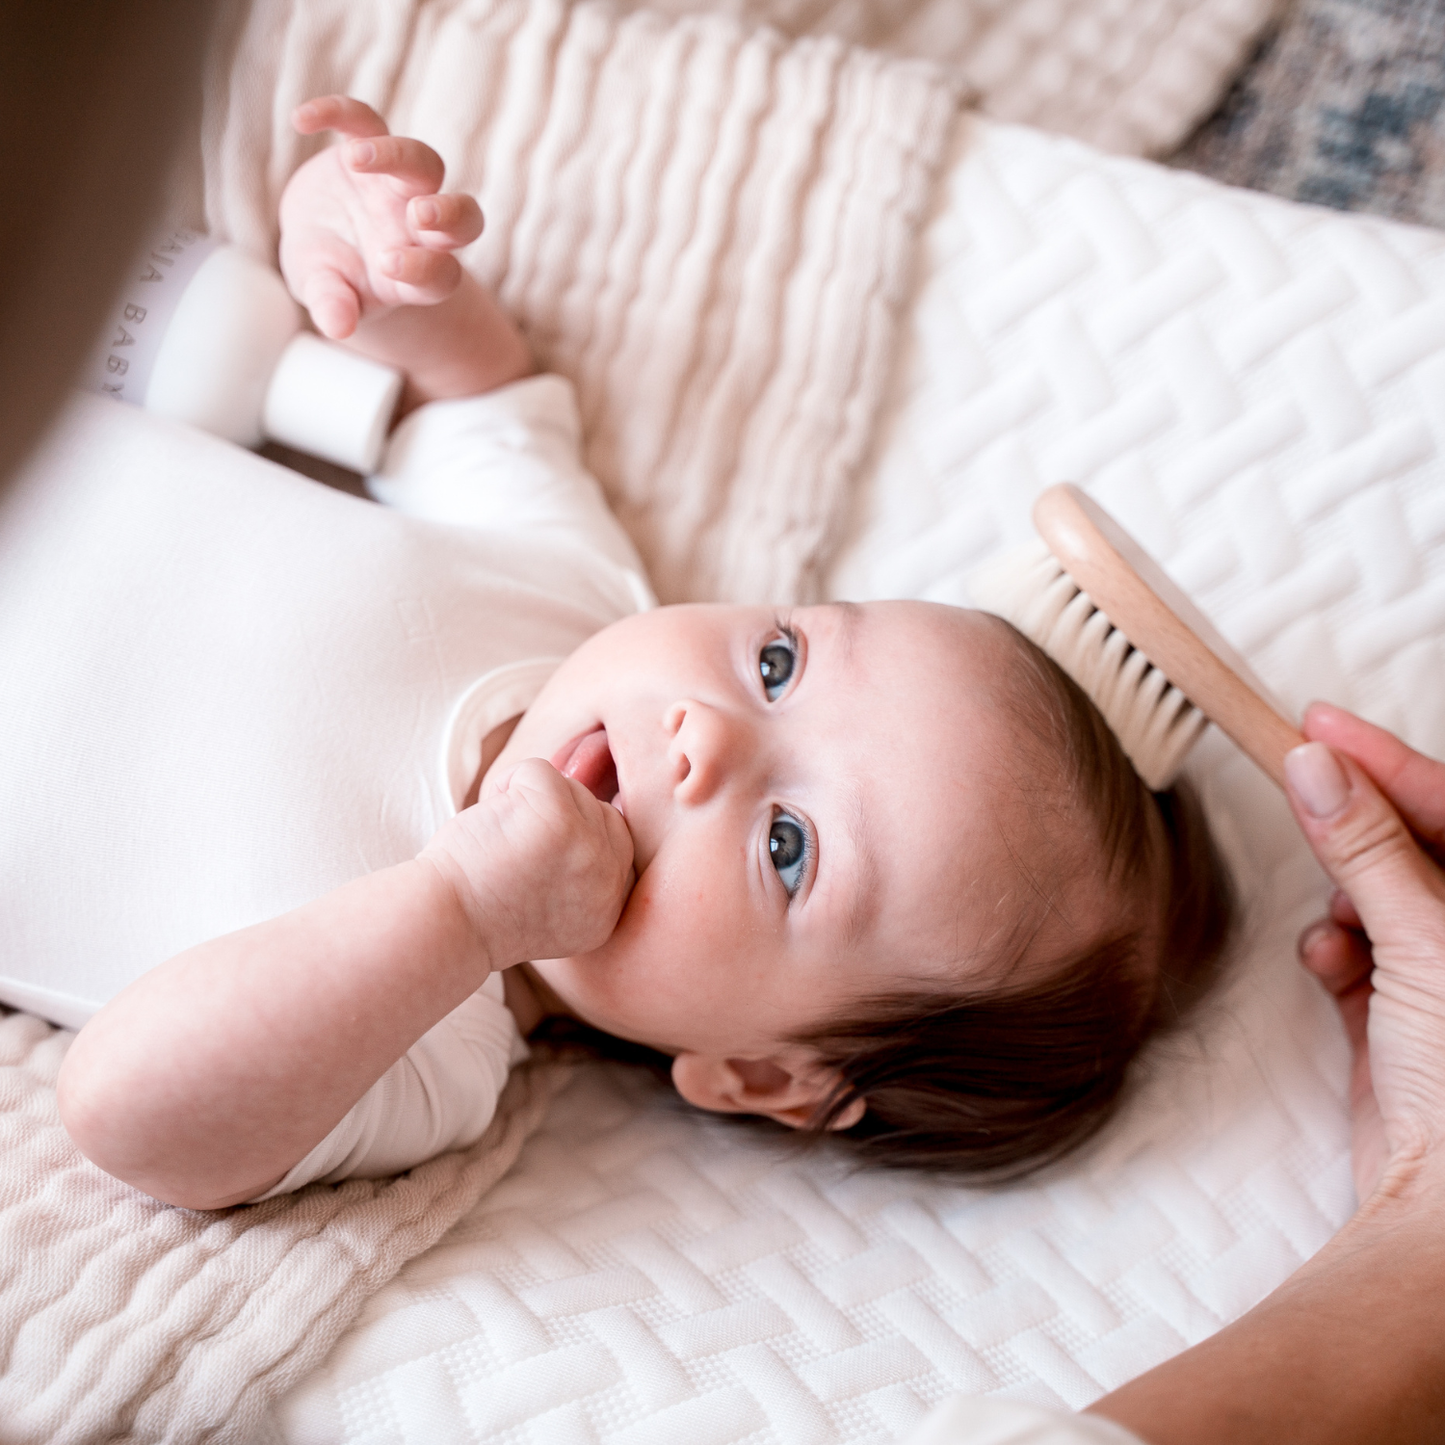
[278,95,483,341]
[420,759,635,967]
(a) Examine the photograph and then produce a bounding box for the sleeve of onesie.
[248,973,528,1200]
[366,373,654,611]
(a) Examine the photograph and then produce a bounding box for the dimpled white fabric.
[265,117,1445,1445]
[829,116,1445,745]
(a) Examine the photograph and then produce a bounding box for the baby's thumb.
[1285,741,1438,940]
[304,273,360,340]
[599,801,635,889]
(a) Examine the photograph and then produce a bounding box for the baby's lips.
[552,727,620,805]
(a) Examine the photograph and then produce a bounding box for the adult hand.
[1088,704,1445,1445]
[1285,702,1445,1202]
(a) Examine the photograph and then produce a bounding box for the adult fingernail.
[1285,741,1350,818]
[414,199,439,226]
[350,141,375,165]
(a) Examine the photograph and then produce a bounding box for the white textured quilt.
[264,119,1445,1444]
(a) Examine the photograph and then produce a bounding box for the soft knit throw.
[203,0,961,604]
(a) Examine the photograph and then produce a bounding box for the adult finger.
[1298,914,1383,1196]
[346,136,445,196]
[1299,918,1373,1005]
[1284,740,1445,948]
[1329,887,1363,930]
[1304,703,1445,855]
[379,247,460,305]
[409,192,484,247]
[292,95,389,140]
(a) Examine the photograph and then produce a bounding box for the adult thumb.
[1284,740,1442,939]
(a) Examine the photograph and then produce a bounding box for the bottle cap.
[142,244,301,445]
[262,333,403,474]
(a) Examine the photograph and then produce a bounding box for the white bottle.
[85,228,402,475]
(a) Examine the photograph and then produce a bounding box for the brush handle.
[1033,485,1305,791]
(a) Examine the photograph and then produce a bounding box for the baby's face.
[485,601,1082,1111]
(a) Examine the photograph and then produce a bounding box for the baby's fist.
[420,759,634,967]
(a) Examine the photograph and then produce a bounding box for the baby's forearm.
[58,859,494,1209]
[349,272,534,417]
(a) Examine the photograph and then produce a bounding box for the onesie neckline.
[440,658,565,814]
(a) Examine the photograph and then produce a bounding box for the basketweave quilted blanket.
[5,0,1445,1442]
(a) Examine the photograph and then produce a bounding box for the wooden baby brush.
[970,484,1305,791]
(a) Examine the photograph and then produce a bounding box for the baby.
[50,99,1235,1209]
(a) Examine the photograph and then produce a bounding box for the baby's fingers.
[598,797,635,876]
[301,270,362,341]
[346,135,445,197]
[409,192,484,249]
[379,247,462,306]
[292,95,389,140]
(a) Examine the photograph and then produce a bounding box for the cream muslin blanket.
[0,1011,572,1444]
[0,4,957,1440]
[203,0,959,605]
[620,0,1283,157]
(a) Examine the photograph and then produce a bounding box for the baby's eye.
[759,636,795,700]
[769,811,810,897]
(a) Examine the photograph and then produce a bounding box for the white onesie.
[0,377,652,1195]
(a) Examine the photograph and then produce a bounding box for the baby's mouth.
[551,726,620,806]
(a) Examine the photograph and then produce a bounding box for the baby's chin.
[522,955,668,1052]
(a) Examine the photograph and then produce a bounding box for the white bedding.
[262,118,1445,1443]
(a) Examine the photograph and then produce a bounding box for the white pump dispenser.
[85,228,402,474]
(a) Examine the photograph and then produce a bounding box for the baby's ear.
[670,1052,865,1131]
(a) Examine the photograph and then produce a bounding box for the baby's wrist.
[410,852,511,975]
[348,273,533,417]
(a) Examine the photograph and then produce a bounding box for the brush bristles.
[970,541,1206,791]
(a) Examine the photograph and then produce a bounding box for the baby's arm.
[57,761,632,1209]
[279,96,533,414]
[283,96,651,589]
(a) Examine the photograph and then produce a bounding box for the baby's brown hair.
[794,618,1237,1179]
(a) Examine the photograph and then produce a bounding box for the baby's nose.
[664,700,741,804]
